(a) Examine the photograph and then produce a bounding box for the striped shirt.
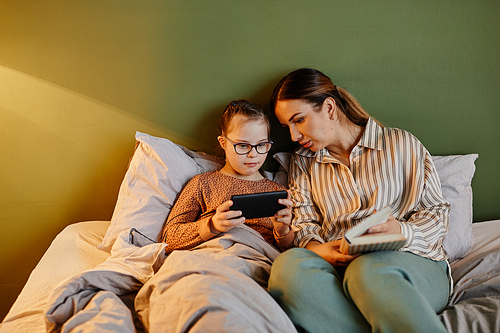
[289,118,450,261]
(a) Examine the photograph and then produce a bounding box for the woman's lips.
[301,140,312,149]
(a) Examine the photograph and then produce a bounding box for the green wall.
[1,0,499,319]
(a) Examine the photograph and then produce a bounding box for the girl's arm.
[161,177,208,254]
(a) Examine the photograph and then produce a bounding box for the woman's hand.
[271,190,293,237]
[306,240,359,267]
[366,214,401,235]
[210,200,245,233]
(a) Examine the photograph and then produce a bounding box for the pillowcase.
[432,154,478,261]
[98,132,223,252]
[272,152,478,262]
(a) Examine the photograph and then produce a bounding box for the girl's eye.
[295,117,304,124]
[238,144,250,149]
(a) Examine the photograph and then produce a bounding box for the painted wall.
[1,0,498,319]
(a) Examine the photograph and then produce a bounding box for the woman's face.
[218,115,270,180]
[275,98,335,152]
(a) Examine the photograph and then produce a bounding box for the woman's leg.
[344,251,450,333]
[268,248,370,333]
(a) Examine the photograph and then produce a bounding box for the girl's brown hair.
[220,99,270,136]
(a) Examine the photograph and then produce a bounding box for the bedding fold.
[136,225,297,333]
[449,247,500,305]
[44,225,296,333]
[45,228,166,332]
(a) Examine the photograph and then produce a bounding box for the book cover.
[339,206,407,255]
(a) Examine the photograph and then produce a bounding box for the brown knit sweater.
[160,171,292,254]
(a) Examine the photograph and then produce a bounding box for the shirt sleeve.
[398,151,450,260]
[288,154,326,248]
[161,176,212,254]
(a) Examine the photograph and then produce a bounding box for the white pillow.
[433,154,478,261]
[272,152,478,262]
[98,132,223,252]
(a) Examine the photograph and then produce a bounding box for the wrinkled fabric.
[449,248,500,305]
[45,228,166,332]
[136,225,297,333]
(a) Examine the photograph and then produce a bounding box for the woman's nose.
[290,127,302,142]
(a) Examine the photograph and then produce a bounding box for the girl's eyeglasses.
[223,135,273,155]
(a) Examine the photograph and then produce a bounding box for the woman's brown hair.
[271,68,373,127]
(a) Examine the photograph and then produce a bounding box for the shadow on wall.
[0,65,206,320]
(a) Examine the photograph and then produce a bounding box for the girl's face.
[275,98,336,152]
[218,115,270,180]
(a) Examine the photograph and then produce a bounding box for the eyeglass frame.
[222,135,273,155]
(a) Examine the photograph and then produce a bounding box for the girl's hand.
[306,240,359,267]
[366,214,401,235]
[211,200,246,233]
[271,190,293,237]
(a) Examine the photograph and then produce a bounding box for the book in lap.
[339,206,407,255]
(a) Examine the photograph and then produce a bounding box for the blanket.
[45,227,166,332]
[45,225,296,333]
[439,247,500,333]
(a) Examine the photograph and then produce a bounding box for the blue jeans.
[268,248,449,333]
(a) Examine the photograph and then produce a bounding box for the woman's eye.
[295,117,304,124]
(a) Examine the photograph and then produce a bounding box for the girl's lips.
[245,163,259,167]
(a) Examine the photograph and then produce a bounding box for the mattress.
[1,219,500,332]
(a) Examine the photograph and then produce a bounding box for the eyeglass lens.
[234,142,272,155]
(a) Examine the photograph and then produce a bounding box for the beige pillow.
[98,132,223,252]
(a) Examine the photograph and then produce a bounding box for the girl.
[161,99,294,253]
[138,100,297,333]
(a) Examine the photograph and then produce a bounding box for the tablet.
[231,190,287,219]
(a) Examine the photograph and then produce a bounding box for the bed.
[1,132,499,333]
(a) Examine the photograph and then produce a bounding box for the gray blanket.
[45,225,296,333]
[45,226,500,333]
[136,225,296,333]
[439,248,500,333]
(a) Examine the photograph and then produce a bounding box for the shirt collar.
[295,118,383,162]
[357,118,383,151]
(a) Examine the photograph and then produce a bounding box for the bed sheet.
[0,221,111,332]
[451,219,500,268]
[440,219,500,333]
[1,219,500,333]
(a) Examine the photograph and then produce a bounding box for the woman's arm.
[398,152,450,260]
[368,141,450,260]
[289,154,328,248]
[306,240,360,266]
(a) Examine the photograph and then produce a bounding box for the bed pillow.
[272,152,478,262]
[432,154,478,261]
[98,132,223,252]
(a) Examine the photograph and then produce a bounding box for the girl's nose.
[247,146,259,157]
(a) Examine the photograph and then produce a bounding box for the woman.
[268,68,451,333]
